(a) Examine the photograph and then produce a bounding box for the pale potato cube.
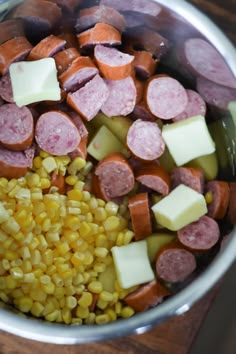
[146,232,176,263]
[162,115,215,166]
[186,152,218,181]
[98,263,116,293]
[151,184,207,231]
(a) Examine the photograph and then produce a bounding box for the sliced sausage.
[124,279,170,312]
[68,111,88,160]
[0,104,34,151]
[0,36,33,75]
[77,23,122,49]
[47,0,82,13]
[101,76,136,117]
[127,119,165,161]
[130,101,157,122]
[59,56,99,92]
[57,31,79,50]
[75,5,126,33]
[67,74,109,121]
[197,76,236,110]
[156,242,196,283]
[205,180,230,220]
[28,35,66,61]
[94,152,135,200]
[0,19,25,45]
[133,77,144,104]
[0,73,14,103]
[181,38,236,89]
[49,172,66,194]
[145,76,188,120]
[171,167,204,194]
[132,50,158,80]
[0,145,34,179]
[91,173,108,201]
[227,182,236,225]
[172,89,207,122]
[99,0,162,16]
[135,163,170,196]
[53,47,80,74]
[35,110,81,155]
[177,215,220,251]
[94,45,134,80]
[128,192,152,240]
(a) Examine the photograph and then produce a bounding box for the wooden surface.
[0,1,235,354]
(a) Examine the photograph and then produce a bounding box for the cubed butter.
[9,58,61,107]
[111,240,155,289]
[162,115,215,166]
[151,184,207,231]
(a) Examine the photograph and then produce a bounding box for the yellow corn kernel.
[95,314,110,325]
[105,308,117,322]
[96,299,108,310]
[64,215,80,230]
[42,156,57,173]
[2,217,20,234]
[68,157,86,175]
[56,242,70,256]
[8,185,21,198]
[103,216,120,232]
[123,230,134,245]
[74,180,85,191]
[0,177,8,188]
[116,232,124,246]
[71,318,83,325]
[46,232,60,243]
[99,291,113,302]
[95,234,108,248]
[45,309,60,322]
[23,273,35,283]
[84,312,96,325]
[115,301,122,314]
[65,175,78,186]
[94,247,108,258]
[10,267,23,279]
[78,292,93,308]
[64,230,79,243]
[87,281,103,294]
[83,251,94,266]
[105,201,119,216]
[52,274,63,287]
[5,276,17,289]
[26,173,40,188]
[33,269,43,279]
[205,191,213,204]
[65,296,77,309]
[41,282,55,294]
[30,289,47,302]
[33,156,42,169]
[71,252,85,267]
[22,259,32,273]
[67,189,83,201]
[79,222,92,238]
[5,179,17,193]
[94,208,107,222]
[40,178,51,189]
[18,296,33,312]
[31,301,44,317]
[37,234,48,250]
[5,250,18,261]
[61,308,72,324]
[20,247,30,260]
[121,306,135,318]
[11,289,24,299]
[93,262,106,273]
[76,306,89,319]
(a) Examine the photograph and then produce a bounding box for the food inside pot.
[0,0,235,325]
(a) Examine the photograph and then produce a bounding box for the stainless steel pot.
[0,0,236,344]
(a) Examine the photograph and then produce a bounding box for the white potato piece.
[186,152,218,181]
[146,232,176,263]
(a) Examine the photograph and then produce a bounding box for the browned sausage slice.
[0,73,14,103]
[172,89,206,122]
[35,110,81,155]
[124,279,170,312]
[227,182,236,225]
[145,76,188,120]
[205,181,230,220]
[130,101,157,122]
[53,47,80,74]
[0,19,25,45]
[0,104,34,151]
[67,74,109,121]
[135,163,170,196]
[177,215,220,251]
[0,36,33,75]
[127,119,165,161]
[132,50,158,80]
[94,45,134,80]
[128,192,152,240]
[59,56,99,92]
[47,0,82,13]
[68,111,89,160]
[28,35,66,60]
[156,242,196,283]
[94,152,135,200]
[171,167,204,194]
[101,76,136,117]
[75,5,126,33]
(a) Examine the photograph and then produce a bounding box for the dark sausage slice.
[156,242,196,283]
[133,77,144,104]
[101,76,136,117]
[67,74,109,121]
[171,167,204,194]
[68,111,88,160]
[128,193,152,240]
[77,23,122,49]
[99,0,162,16]
[35,110,81,156]
[91,173,109,201]
[130,101,157,122]
[124,279,170,312]
[59,56,99,92]
[127,119,165,161]
[0,19,25,45]
[53,47,80,74]
[172,89,207,122]
[227,182,236,225]
[177,215,220,251]
[0,36,33,75]
[135,163,170,196]
[197,76,236,110]
[182,38,236,89]
[145,76,188,120]
[75,5,126,33]
[0,73,14,103]
[94,45,134,80]
[28,35,66,61]
[47,0,82,13]
[132,50,159,80]
[94,152,135,200]
[205,181,230,220]
[0,104,34,151]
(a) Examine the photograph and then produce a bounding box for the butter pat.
[151,184,207,231]
[111,240,155,289]
[9,58,61,107]
[162,115,215,166]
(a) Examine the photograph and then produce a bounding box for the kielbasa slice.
[124,279,170,312]
[227,182,236,225]
[101,76,136,117]
[0,36,33,75]
[172,89,207,122]
[0,104,34,151]
[145,76,188,120]
[94,152,135,200]
[177,215,220,251]
[0,19,25,45]
[135,163,170,196]
[53,47,80,74]
[75,5,126,33]
[127,119,165,161]
[0,73,14,103]
[99,0,162,16]
[156,242,196,283]
[35,110,81,155]
[171,167,204,194]
[59,56,99,92]
[205,180,230,220]
[68,111,88,160]
[28,34,66,61]
[132,50,159,80]
[94,45,134,80]
[130,101,157,122]
[128,192,152,240]
[67,74,109,121]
